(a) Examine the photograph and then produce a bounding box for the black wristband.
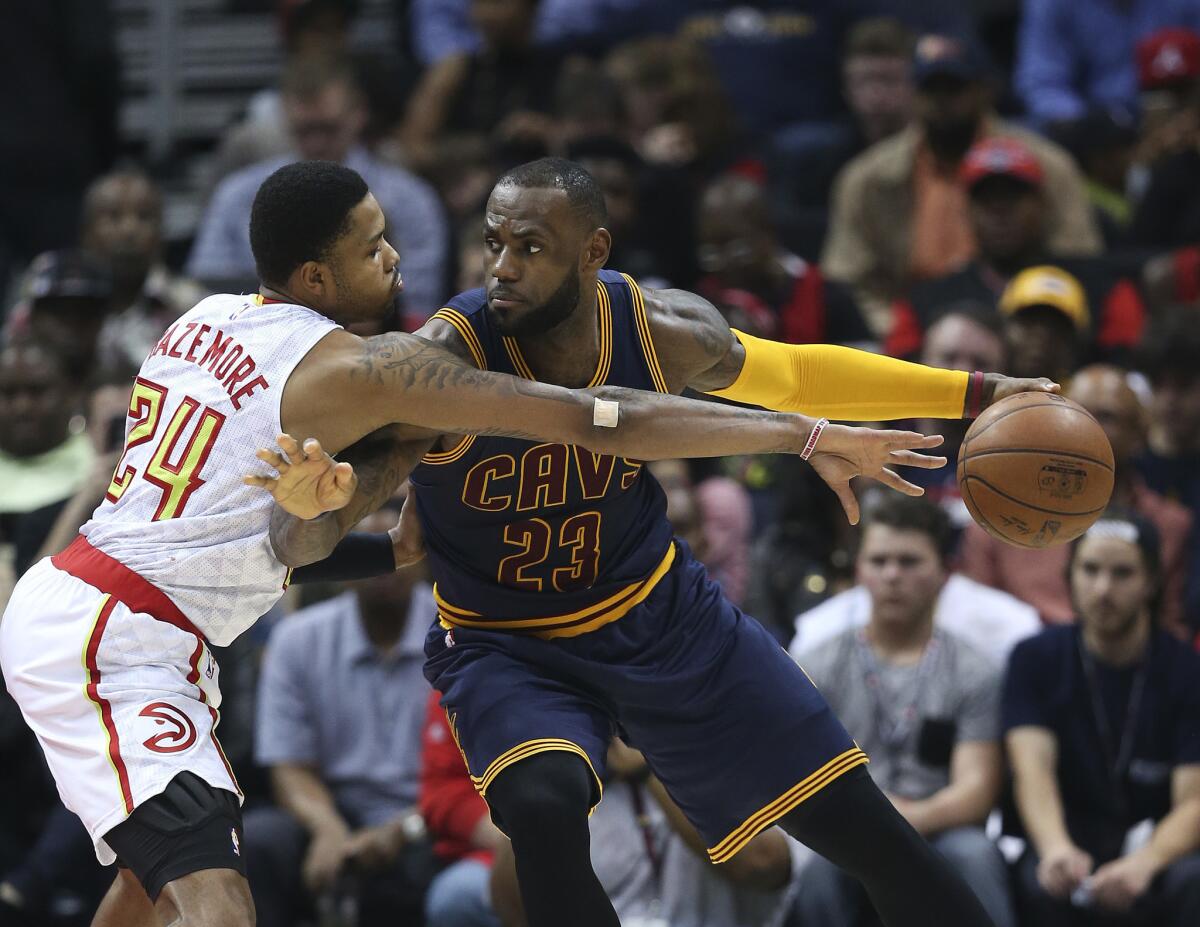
[289,532,396,584]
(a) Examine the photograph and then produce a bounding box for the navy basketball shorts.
[424,543,868,863]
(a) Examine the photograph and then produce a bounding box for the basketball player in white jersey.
[0,160,947,927]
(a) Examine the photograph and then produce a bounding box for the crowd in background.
[2,1,1200,925]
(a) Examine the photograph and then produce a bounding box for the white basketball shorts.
[0,549,241,866]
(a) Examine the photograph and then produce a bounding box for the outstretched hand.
[807,424,946,525]
[243,434,357,520]
[982,374,1060,409]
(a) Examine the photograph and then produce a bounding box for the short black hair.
[861,493,956,563]
[1136,305,1200,386]
[494,157,608,228]
[249,161,368,287]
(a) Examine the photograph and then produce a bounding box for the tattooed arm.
[264,428,434,568]
[279,326,827,460]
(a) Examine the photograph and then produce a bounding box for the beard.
[488,268,581,337]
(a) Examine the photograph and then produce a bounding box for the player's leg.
[101,772,252,927]
[777,766,996,927]
[424,625,617,927]
[601,548,994,926]
[92,869,157,927]
[486,752,619,927]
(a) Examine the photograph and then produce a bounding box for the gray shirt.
[590,781,809,927]
[254,588,435,826]
[797,626,1001,799]
[187,146,448,318]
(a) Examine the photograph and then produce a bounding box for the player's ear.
[296,260,330,300]
[582,227,611,273]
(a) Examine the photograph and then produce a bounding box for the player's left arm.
[256,429,432,569]
[887,740,1003,837]
[642,286,1059,419]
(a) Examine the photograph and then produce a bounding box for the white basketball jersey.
[81,295,340,645]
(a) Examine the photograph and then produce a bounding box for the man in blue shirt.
[1003,513,1200,926]
[242,504,436,927]
[1015,0,1200,125]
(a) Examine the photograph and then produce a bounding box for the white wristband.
[800,418,830,460]
[593,397,620,428]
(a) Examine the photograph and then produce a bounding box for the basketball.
[957,392,1115,549]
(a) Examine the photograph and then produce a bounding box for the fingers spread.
[831,481,860,525]
[277,434,303,458]
[302,437,324,459]
[255,448,287,470]
[887,450,947,469]
[876,468,925,496]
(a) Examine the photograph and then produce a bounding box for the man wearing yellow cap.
[999,265,1090,382]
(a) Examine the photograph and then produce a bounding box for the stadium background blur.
[2,1,1200,925]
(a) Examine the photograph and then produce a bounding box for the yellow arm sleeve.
[705,330,969,421]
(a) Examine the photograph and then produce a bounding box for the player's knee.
[487,750,596,836]
[157,868,254,926]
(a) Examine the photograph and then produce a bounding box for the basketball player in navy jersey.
[258,159,1056,927]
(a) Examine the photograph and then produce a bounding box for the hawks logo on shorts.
[139,702,198,754]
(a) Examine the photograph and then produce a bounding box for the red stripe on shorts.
[85,596,135,815]
[54,535,204,642]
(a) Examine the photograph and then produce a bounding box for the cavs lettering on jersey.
[410,269,674,639]
[80,295,339,645]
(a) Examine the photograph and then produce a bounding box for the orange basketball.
[957,392,1115,549]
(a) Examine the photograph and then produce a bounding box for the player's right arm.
[280,327,942,474]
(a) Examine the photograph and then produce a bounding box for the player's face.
[857,525,946,628]
[1071,535,1153,639]
[483,186,588,337]
[326,194,402,324]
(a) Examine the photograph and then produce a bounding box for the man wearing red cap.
[822,34,1099,336]
[1015,0,1200,125]
[885,136,1146,363]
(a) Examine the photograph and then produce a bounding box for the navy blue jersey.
[410,269,677,638]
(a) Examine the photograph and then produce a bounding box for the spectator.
[695,174,872,347]
[0,341,93,580]
[648,458,753,605]
[904,303,1009,520]
[1014,0,1200,126]
[788,492,1040,668]
[400,0,564,176]
[770,17,916,259]
[243,506,437,927]
[419,689,506,927]
[567,135,690,287]
[80,168,206,376]
[998,265,1090,383]
[792,494,1017,927]
[1050,105,1141,250]
[822,33,1101,335]
[885,138,1143,360]
[208,1,412,190]
[491,737,803,927]
[604,35,739,179]
[1134,27,1200,169]
[187,53,447,321]
[962,365,1194,634]
[1130,34,1200,251]
[1003,512,1200,927]
[1136,309,1200,633]
[5,250,112,381]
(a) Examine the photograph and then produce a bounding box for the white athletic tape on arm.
[593,397,620,428]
